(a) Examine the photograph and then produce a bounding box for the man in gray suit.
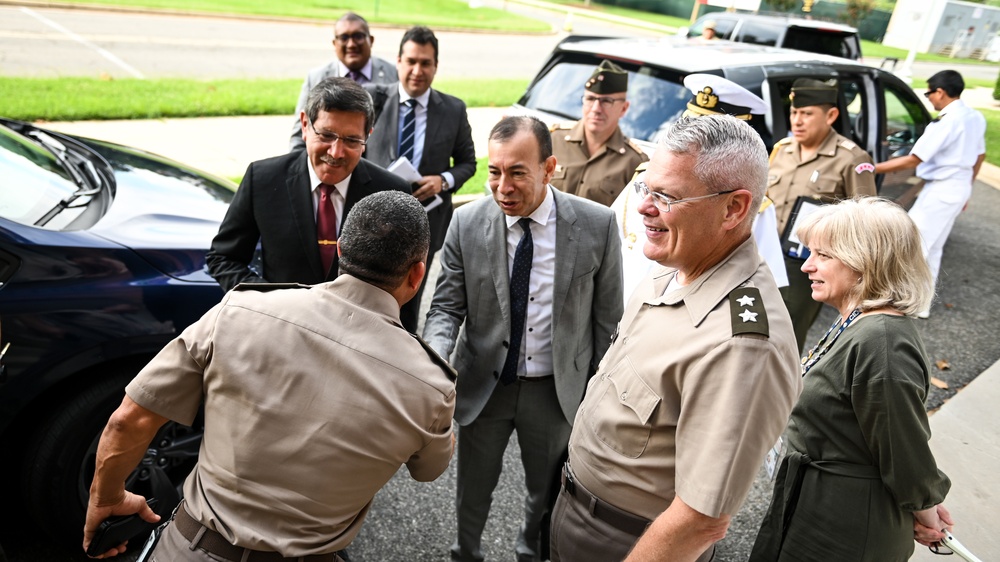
[289,12,397,151]
[423,116,623,562]
[363,26,476,332]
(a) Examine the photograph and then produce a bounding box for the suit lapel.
[485,207,512,329]
[551,189,580,327]
[286,152,325,280]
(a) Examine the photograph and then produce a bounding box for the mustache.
[319,155,348,167]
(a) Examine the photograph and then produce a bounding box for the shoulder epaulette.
[550,122,572,132]
[758,196,773,213]
[624,137,645,155]
[410,333,457,382]
[233,282,311,292]
[839,138,858,150]
[768,138,792,165]
[728,286,769,337]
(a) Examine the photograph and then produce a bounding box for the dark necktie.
[347,69,363,83]
[399,98,418,162]
[316,184,338,276]
[499,218,534,386]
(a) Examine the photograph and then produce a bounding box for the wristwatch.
[440,175,450,192]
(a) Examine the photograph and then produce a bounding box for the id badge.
[764,437,782,480]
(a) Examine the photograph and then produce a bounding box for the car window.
[519,58,689,144]
[738,21,782,47]
[882,81,928,158]
[784,28,857,59]
[0,126,82,229]
[690,16,736,40]
[839,76,867,146]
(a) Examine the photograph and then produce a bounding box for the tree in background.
[767,0,798,12]
[993,68,1000,101]
[844,0,876,27]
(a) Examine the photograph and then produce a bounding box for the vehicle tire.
[20,370,201,546]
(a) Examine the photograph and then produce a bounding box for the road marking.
[20,7,145,79]
[0,30,319,50]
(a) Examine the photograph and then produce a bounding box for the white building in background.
[884,0,1000,60]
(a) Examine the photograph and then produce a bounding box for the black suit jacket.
[207,151,411,292]
[363,85,477,252]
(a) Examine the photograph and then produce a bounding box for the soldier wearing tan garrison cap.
[767,78,876,351]
[549,59,648,206]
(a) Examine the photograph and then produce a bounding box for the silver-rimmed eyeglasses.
[308,120,367,150]
[633,180,736,213]
[582,94,627,109]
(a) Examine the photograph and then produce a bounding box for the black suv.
[687,12,862,60]
[513,36,929,206]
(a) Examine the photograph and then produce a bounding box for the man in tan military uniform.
[768,78,876,351]
[549,59,648,207]
[84,191,455,561]
[549,115,801,562]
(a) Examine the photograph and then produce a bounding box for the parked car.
[513,36,930,206]
[0,117,234,544]
[686,12,862,60]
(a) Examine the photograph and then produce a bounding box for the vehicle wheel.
[21,371,201,546]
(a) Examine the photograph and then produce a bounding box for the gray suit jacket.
[288,56,398,151]
[423,188,624,426]
[363,85,477,252]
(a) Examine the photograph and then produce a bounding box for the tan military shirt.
[126,275,455,556]
[768,129,876,234]
[567,238,801,520]
[550,120,648,207]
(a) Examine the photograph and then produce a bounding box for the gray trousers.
[452,376,572,562]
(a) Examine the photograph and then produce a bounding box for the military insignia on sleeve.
[729,287,769,337]
[855,162,875,174]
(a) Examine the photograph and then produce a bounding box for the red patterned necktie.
[317,184,338,276]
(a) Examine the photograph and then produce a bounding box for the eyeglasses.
[923,89,938,99]
[582,95,627,109]
[308,120,367,150]
[634,180,736,213]
[335,31,369,44]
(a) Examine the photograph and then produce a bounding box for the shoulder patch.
[410,333,457,382]
[855,162,875,174]
[729,287,769,337]
[233,282,311,292]
[839,139,858,150]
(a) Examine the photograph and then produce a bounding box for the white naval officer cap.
[682,73,768,120]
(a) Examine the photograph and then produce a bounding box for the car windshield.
[520,59,690,144]
[0,124,85,229]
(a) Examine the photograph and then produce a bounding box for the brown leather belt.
[561,463,651,537]
[174,502,342,562]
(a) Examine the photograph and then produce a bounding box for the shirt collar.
[505,185,556,229]
[398,83,431,108]
[307,159,351,198]
[338,59,373,81]
[938,98,964,117]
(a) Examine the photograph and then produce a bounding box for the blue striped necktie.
[499,218,534,386]
[399,98,418,162]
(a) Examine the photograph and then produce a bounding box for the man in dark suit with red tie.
[208,77,411,293]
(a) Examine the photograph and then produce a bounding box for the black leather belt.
[561,463,651,537]
[518,374,554,382]
[174,502,342,562]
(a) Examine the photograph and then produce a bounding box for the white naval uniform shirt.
[912,99,986,183]
[505,186,556,378]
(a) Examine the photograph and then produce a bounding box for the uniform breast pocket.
[586,357,661,458]
[551,165,567,182]
[810,178,840,197]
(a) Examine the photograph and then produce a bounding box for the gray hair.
[796,197,932,315]
[338,191,430,292]
[658,114,768,224]
[305,77,375,134]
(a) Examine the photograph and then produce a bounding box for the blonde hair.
[796,197,932,315]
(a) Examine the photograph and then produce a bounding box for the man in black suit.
[363,26,476,332]
[208,77,411,293]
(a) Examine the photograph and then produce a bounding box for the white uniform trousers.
[908,178,973,289]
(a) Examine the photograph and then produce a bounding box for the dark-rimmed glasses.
[582,95,627,109]
[308,120,367,150]
[335,32,369,44]
[924,88,939,99]
[634,180,736,213]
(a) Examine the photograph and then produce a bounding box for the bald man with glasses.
[549,60,648,207]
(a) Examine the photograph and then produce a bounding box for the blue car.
[0,117,234,544]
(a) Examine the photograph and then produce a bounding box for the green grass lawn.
[0,77,528,121]
[538,0,689,30]
[981,108,1000,168]
[49,0,550,32]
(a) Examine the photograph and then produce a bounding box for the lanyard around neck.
[801,308,862,376]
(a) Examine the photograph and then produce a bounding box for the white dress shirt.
[308,161,350,233]
[913,98,986,183]
[505,186,556,378]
